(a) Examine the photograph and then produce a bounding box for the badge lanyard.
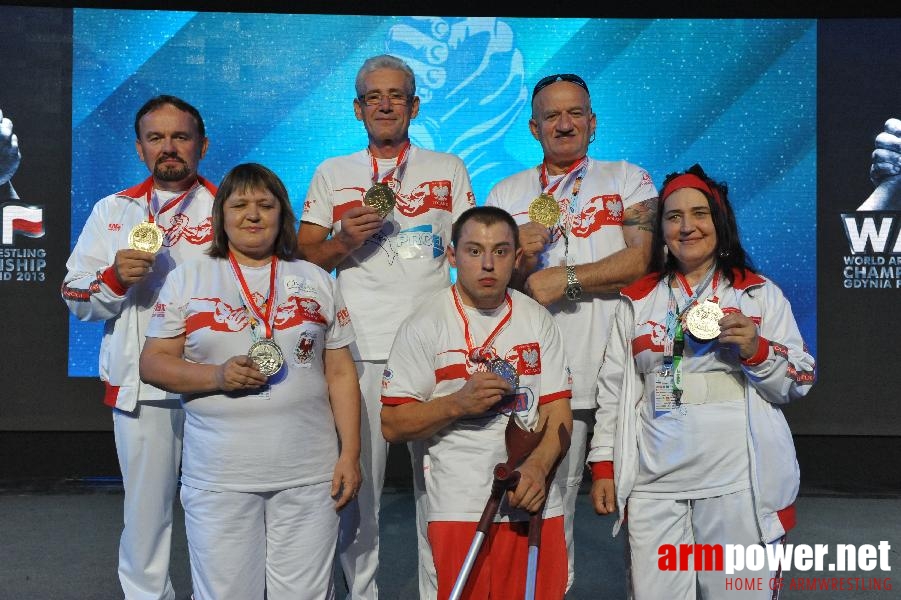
[451,285,513,363]
[368,141,411,190]
[143,180,198,225]
[227,252,279,344]
[662,267,720,403]
[538,157,587,266]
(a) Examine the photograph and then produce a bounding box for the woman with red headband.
[587,163,815,598]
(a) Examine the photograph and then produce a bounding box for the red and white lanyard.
[143,180,198,224]
[227,252,279,341]
[538,156,588,261]
[368,141,411,188]
[451,285,513,363]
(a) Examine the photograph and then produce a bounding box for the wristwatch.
[565,265,582,301]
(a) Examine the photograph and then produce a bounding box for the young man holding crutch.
[381,206,572,600]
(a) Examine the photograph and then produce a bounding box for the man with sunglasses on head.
[298,54,475,600]
[485,73,659,593]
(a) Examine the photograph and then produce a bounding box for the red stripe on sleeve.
[741,336,770,366]
[100,266,128,297]
[590,461,614,481]
[381,396,420,406]
[538,390,572,405]
[435,364,469,384]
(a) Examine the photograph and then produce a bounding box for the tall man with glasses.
[298,54,475,599]
[485,73,659,592]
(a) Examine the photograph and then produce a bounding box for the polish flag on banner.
[2,204,44,244]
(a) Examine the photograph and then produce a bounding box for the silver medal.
[487,358,519,389]
[248,339,284,376]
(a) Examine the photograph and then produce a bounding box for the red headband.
[660,173,723,209]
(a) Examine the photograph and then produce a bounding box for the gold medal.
[363,183,396,218]
[248,339,284,377]
[684,300,725,341]
[127,221,163,253]
[528,193,560,227]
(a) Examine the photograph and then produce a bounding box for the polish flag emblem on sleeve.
[2,204,44,244]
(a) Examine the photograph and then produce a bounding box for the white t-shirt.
[302,146,475,361]
[146,256,356,493]
[628,276,750,498]
[381,287,571,522]
[486,158,658,409]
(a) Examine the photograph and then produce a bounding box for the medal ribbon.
[227,252,279,340]
[538,157,588,265]
[663,267,720,403]
[369,141,411,188]
[144,179,198,224]
[451,285,513,363]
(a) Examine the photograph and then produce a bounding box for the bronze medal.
[684,299,725,341]
[248,339,284,377]
[528,193,560,228]
[128,221,163,253]
[363,183,396,218]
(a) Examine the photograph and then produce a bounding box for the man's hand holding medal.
[335,204,385,252]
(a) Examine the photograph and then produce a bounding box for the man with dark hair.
[62,95,215,600]
[485,73,659,591]
[381,205,572,600]
[298,54,475,599]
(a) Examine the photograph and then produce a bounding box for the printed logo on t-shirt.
[570,194,623,238]
[159,213,213,246]
[397,180,452,217]
[293,330,317,367]
[337,307,351,327]
[397,224,443,259]
[381,367,393,391]
[632,319,667,356]
[283,275,316,297]
[509,342,541,375]
[185,295,327,335]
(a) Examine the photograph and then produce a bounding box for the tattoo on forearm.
[623,197,659,233]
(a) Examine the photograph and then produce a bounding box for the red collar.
[117,175,217,199]
[622,268,764,301]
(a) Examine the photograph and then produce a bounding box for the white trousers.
[409,439,437,600]
[181,481,338,600]
[113,399,183,600]
[628,489,782,600]
[338,360,388,599]
[552,408,593,593]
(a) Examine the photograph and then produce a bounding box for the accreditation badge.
[654,368,680,417]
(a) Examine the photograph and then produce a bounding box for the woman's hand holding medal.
[215,355,268,392]
[716,310,759,360]
[335,205,384,251]
[113,248,156,289]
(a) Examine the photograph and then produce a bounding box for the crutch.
[448,414,545,600]
[524,423,571,600]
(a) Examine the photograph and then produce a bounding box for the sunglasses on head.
[531,74,589,100]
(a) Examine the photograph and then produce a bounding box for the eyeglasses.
[359,91,411,106]
[531,74,590,100]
